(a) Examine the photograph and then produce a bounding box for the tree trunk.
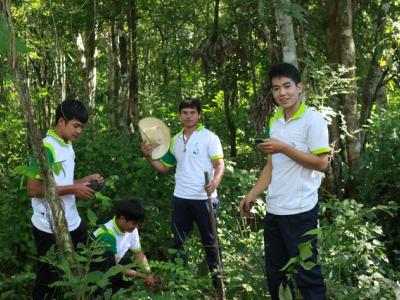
[273,0,298,68]
[338,0,361,188]
[325,0,344,199]
[107,17,120,125]
[2,0,77,268]
[117,22,129,129]
[83,24,96,108]
[128,0,139,131]
[359,0,389,147]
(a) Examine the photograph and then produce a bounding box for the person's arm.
[205,158,225,195]
[124,251,157,288]
[240,156,272,218]
[27,178,95,199]
[141,142,171,174]
[258,138,329,172]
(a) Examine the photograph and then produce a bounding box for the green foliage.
[357,99,400,269]
[320,198,398,299]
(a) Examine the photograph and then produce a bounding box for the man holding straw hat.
[140,98,225,290]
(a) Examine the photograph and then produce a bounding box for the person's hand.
[144,275,157,288]
[205,180,217,196]
[257,138,287,154]
[141,142,153,159]
[74,182,95,199]
[240,196,255,218]
[81,174,104,184]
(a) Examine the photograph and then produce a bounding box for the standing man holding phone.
[141,98,225,288]
[241,63,330,299]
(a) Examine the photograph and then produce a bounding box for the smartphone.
[255,137,264,144]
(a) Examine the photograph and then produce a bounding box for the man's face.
[58,118,85,142]
[118,217,138,233]
[180,107,200,128]
[271,76,303,111]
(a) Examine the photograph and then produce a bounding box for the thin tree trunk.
[128,0,139,130]
[325,0,344,199]
[117,22,129,129]
[359,0,389,147]
[274,0,298,68]
[108,17,119,125]
[83,25,96,108]
[338,0,361,187]
[2,0,77,267]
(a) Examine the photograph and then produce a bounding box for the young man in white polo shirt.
[241,63,330,299]
[27,99,103,300]
[141,98,225,286]
[92,199,157,293]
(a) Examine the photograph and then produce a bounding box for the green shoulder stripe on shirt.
[311,147,330,155]
[26,142,57,179]
[211,154,224,160]
[160,149,176,167]
[131,247,142,254]
[95,229,117,254]
[43,142,56,165]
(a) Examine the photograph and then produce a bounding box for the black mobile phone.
[255,137,264,144]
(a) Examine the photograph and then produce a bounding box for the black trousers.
[171,196,221,272]
[32,221,88,300]
[264,205,326,300]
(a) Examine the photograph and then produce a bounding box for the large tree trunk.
[273,0,298,68]
[359,0,390,147]
[338,0,361,191]
[2,0,77,268]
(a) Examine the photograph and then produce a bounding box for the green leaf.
[87,208,97,226]
[298,240,313,261]
[300,261,316,271]
[279,282,293,300]
[280,257,297,272]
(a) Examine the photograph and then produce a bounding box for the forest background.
[0,0,399,299]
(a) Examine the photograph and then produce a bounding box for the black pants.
[32,222,88,300]
[171,196,221,272]
[264,205,326,300]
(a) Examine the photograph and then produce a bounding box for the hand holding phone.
[255,137,264,144]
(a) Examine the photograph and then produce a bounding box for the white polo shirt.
[29,129,81,233]
[160,124,224,200]
[94,217,141,263]
[266,101,330,215]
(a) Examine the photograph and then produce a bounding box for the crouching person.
[92,199,157,293]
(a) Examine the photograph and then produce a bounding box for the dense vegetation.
[1,0,400,299]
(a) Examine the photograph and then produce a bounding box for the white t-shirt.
[94,217,141,262]
[29,129,81,233]
[161,125,224,200]
[266,101,330,215]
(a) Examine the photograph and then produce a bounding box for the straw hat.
[138,117,170,159]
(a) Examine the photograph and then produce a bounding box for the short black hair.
[116,199,145,223]
[55,99,89,126]
[268,63,301,85]
[179,98,202,114]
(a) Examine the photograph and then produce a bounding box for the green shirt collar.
[47,129,71,147]
[112,216,124,236]
[178,123,205,137]
[274,101,307,121]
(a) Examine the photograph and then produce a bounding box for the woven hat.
[138,117,170,159]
